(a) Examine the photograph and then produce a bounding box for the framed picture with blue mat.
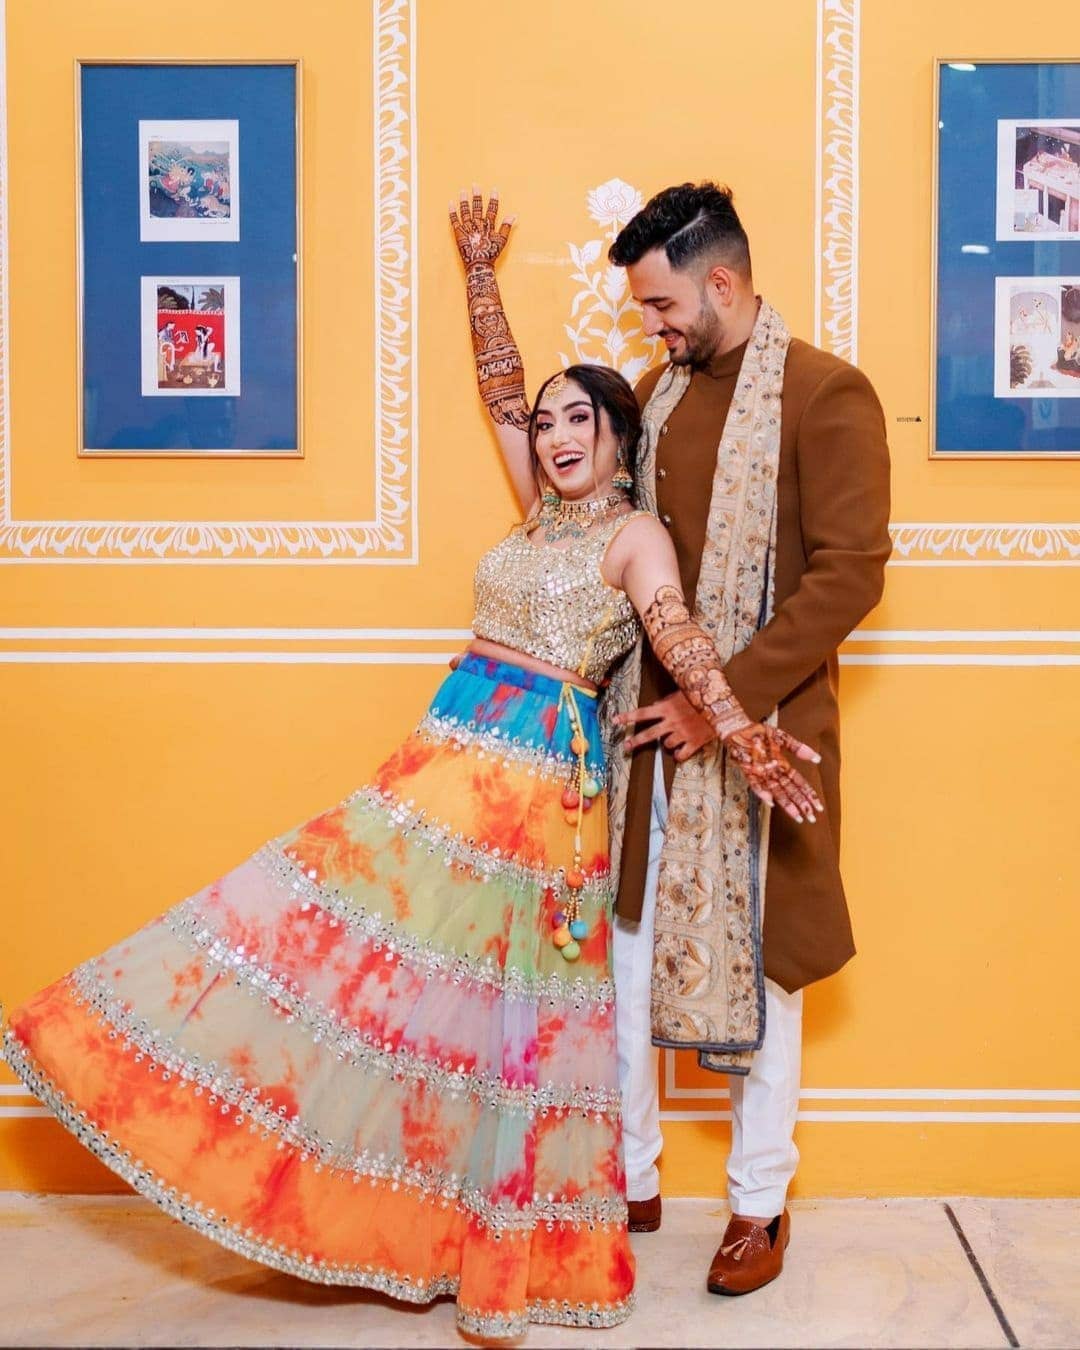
[76,60,301,457]
[933,59,1080,458]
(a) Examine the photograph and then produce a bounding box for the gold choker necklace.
[539,491,627,543]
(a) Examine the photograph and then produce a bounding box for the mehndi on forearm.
[465,263,530,429]
[642,586,751,741]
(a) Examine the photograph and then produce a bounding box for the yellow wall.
[1,0,1077,1197]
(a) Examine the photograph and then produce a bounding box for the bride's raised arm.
[450,188,536,513]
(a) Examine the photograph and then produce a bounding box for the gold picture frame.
[930,57,1080,460]
[75,58,303,458]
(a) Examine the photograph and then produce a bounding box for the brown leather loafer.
[627,1194,661,1232]
[706,1210,790,1295]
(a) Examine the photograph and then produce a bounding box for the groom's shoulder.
[633,363,667,409]
[785,336,853,382]
[783,340,874,388]
[784,337,881,407]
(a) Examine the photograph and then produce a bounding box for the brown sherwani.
[615,336,892,993]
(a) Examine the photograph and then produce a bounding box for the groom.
[606,182,891,1294]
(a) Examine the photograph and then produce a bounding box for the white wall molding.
[811,2,1077,566]
[1,626,1076,643]
[3,654,1075,666]
[890,524,1080,566]
[0,0,417,564]
[0,627,1076,665]
[0,651,456,664]
[848,629,1080,642]
[0,0,1070,567]
[659,1055,1080,1123]
[0,626,474,641]
[815,0,859,361]
[4,1106,1075,1122]
[658,1108,1080,1124]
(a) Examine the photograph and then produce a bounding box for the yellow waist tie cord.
[550,604,611,962]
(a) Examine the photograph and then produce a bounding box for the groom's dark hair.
[609,181,751,278]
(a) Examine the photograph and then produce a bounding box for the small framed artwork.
[140,277,241,396]
[77,60,301,457]
[993,277,1080,397]
[139,120,239,243]
[932,59,1080,458]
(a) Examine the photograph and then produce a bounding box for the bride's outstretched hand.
[450,186,515,267]
[725,724,825,824]
[447,182,532,484]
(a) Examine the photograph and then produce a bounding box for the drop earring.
[611,451,634,493]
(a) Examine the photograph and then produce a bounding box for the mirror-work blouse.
[472,511,647,683]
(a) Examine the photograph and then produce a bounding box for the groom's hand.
[614,691,716,761]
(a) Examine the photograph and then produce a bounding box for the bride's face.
[532,379,620,501]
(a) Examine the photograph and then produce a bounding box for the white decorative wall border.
[815,0,859,362]
[889,524,1080,566]
[5,1060,1078,1124]
[0,626,1078,665]
[0,1,1070,570]
[810,5,1080,567]
[659,1055,1080,1123]
[0,0,417,564]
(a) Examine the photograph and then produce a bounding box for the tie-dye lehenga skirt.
[4,654,635,1340]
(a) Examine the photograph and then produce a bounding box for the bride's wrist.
[714,704,752,741]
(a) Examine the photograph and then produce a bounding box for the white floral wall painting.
[559,178,660,383]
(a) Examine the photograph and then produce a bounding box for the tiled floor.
[0,1194,1076,1348]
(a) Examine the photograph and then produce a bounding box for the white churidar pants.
[612,753,803,1216]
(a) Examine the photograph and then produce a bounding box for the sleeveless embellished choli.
[5,510,646,1340]
[472,515,641,683]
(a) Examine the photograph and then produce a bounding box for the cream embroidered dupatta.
[603,301,790,1072]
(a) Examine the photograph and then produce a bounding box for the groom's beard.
[667,296,724,369]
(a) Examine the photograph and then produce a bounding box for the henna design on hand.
[726,725,826,823]
[450,190,529,429]
[641,586,753,741]
[640,586,824,824]
[451,188,513,266]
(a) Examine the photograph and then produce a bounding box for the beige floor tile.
[0,1194,1052,1348]
[0,1194,461,1348]
[609,1198,1009,1350]
[947,1198,1080,1350]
